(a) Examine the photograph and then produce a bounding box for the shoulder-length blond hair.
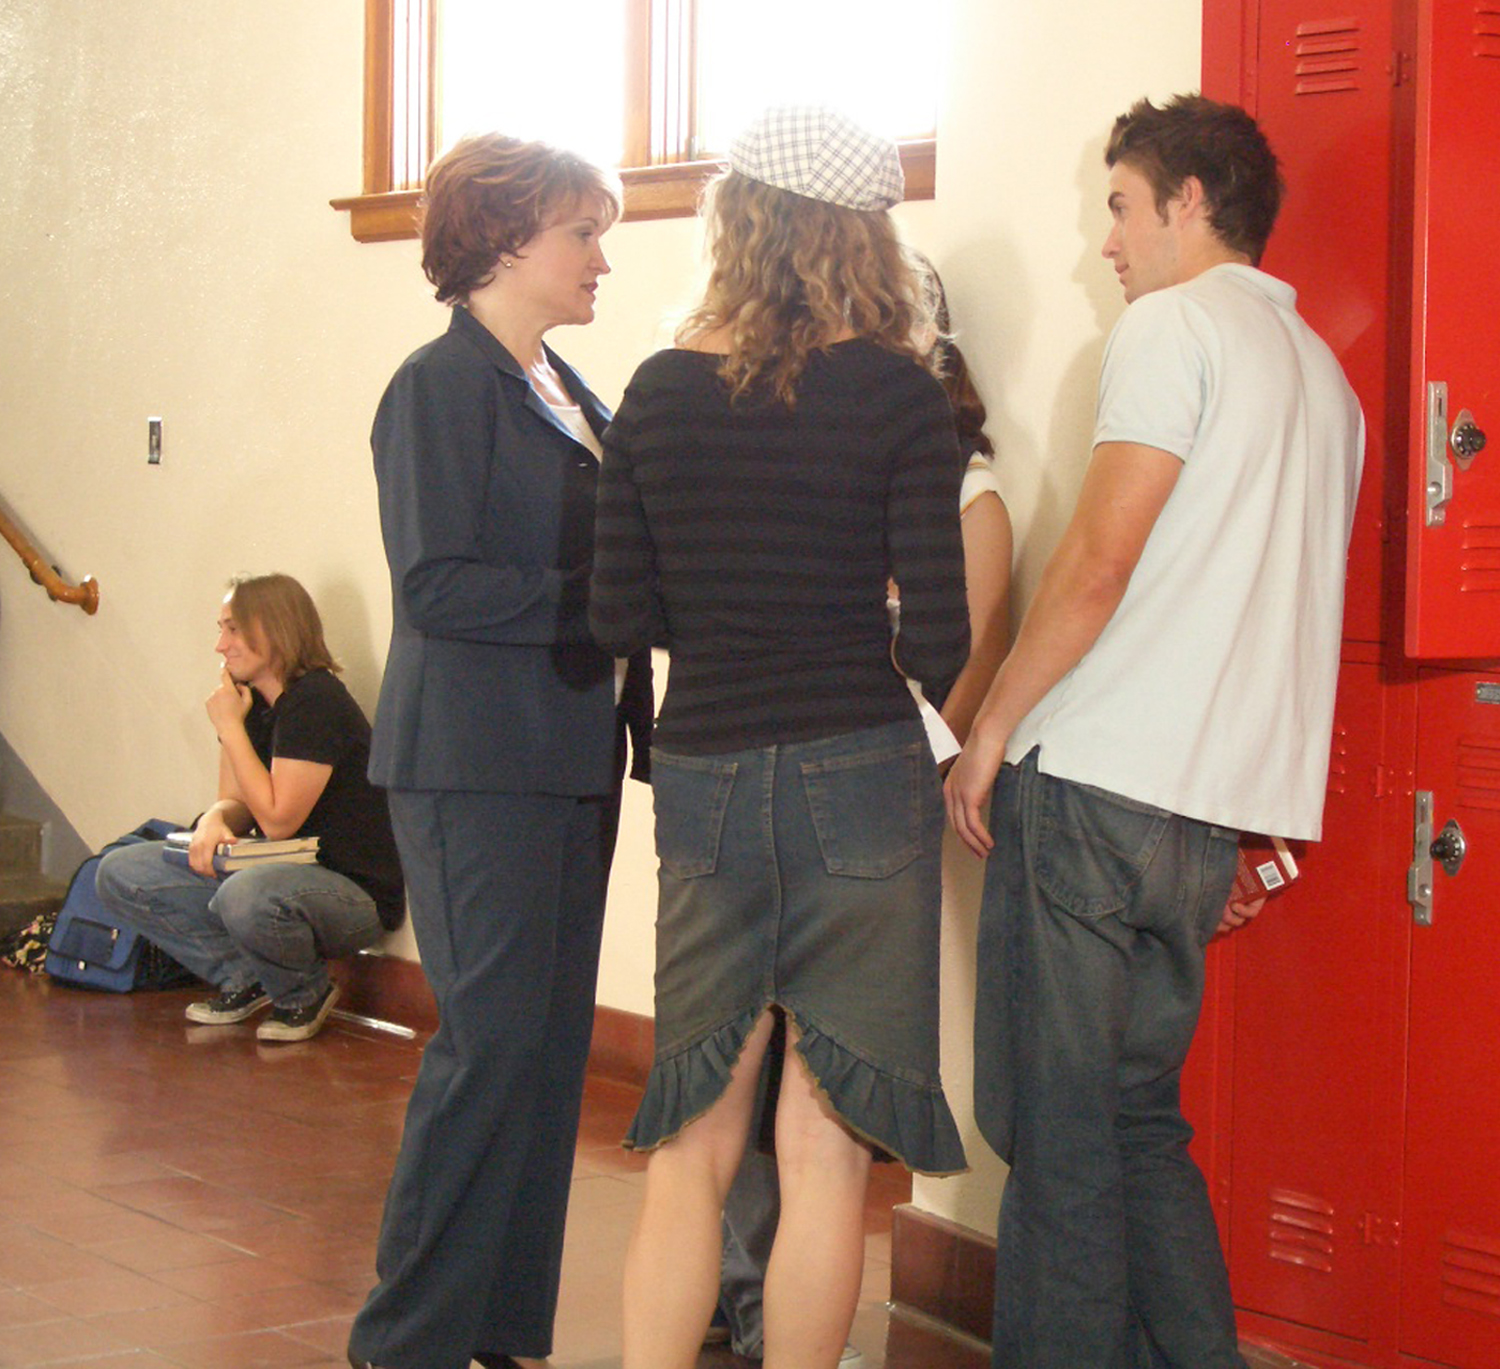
[677,170,936,406]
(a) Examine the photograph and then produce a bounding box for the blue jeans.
[974,750,1244,1369]
[94,841,383,1009]
[719,1146,779,1358]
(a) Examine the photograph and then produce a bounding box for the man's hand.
[186,812,237,878]
[944,726,1008,858]
[205,667,253,735]
[1215,894,1267,939]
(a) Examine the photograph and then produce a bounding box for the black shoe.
[257,982,340,1042]
[184,982,270,1025]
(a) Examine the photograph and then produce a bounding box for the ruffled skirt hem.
[623,1003,969,1177]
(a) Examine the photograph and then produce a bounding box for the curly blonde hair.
[678,171,936,406]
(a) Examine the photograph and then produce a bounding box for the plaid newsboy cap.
[727,106,904,212]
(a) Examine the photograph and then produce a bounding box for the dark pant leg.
[348,789,613,1369]
[1116,819,1243,1369]
[977,755,1243,1369]
[718,1147,781,1357]
[472,790,619,1359]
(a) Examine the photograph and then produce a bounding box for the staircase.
[0,812,68,937]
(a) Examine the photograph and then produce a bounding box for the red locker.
[1193,0,1500,1365]
[1404,2,1500,658]
[1401,667,1500,1365]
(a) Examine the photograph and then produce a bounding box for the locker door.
[1404,0,1500,657]
[1400,669,1500,1366]
[1224,660,1407,1353]
[1247,0,1398,648]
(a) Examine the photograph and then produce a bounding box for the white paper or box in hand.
[1231,834,1300,903]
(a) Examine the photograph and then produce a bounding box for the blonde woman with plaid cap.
[591,107,971,1369]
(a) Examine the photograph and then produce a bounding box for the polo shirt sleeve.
[1093,290,1206,462]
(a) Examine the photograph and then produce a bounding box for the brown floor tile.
[155,1327,339,1369]
[0,970,965,1369]
[150,1256,310,1301]
[85,1226,248,1275]
[39,1355,187,1369]
[208,1282,363,1332]
[0,1312,133,1366]
[0,1287,60,1330]
[25,1266,194,1319]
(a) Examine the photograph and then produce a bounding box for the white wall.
[0,0,1199,1234]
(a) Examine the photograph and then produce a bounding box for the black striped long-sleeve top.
[589,339,970,755]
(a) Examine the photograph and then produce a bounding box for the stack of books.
[163,831,319,875]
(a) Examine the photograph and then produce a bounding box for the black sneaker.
[184,982,270,1024]
[257,982,340,1043]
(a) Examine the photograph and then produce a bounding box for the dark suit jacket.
[369,306,650,796]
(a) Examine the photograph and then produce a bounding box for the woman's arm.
[887,381,970,706]
[375,352,593,645]
[590,414,667,656]
[939,490,1012,744]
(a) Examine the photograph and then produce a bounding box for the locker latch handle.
[1409,791,1435,924]
[1409,791,1467,926]
[1425,383,1453,526]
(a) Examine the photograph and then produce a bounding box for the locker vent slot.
[1268,1188,1335,1273]
[1460,520,1500,593]
[1292,18,1362,94]
[1477,3,1500,60]
[1456,736,1500,813]
[1442,1231,1500,1318]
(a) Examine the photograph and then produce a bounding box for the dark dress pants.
[348,786,619,1369]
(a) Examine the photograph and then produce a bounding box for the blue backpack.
[45,819,198,992]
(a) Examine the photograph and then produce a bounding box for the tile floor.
[0,970,984,1369]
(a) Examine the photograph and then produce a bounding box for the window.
[332,0,938,241]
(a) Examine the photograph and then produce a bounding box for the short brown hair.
[421,134,622,305]
[1105,93,1283,264]
[226,574,338,684]
[679,170,934,406]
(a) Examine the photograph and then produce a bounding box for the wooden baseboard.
[891,1203,997,1346]
[338,951,655,1087]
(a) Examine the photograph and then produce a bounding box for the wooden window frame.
[331,0,935,242]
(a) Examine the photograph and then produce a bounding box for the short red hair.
[420,134,621,305]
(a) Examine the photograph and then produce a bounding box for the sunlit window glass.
[438,0,629,166]
[693,0,941,157]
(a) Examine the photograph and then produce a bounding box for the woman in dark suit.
[348,134,650,1369]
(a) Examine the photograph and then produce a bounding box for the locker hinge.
[1389,50,1412,86]
[1359,1212,1401,1247]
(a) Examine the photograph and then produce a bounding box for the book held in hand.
[1230,833,1301,903]
[163,830,319,875]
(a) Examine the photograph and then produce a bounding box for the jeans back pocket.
[800,739,929,879]
[652,748,738,880]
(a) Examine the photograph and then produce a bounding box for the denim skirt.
[625,718,967,1176]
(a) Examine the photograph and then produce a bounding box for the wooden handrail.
[0,503,99,614]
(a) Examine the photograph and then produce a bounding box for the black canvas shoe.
[257,982,340,1043]
[184,982,270,1024]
